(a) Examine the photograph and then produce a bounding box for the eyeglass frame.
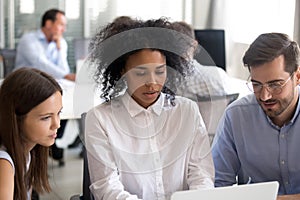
[246,72,295,94]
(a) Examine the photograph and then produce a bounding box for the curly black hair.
[88,17,195,104]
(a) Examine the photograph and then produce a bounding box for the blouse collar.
[121,91,164,117]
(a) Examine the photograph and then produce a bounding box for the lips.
[49,133,57,139]
[261,100,277,109]
[144,91,158,95]
[143,91,159,99]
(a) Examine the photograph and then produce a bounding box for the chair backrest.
[79,112,94,200]
[0,48,17,77]
[197,93,239,144]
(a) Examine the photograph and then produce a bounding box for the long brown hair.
[0,67,62,199]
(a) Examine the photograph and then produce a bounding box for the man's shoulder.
[225,94,259,114]
[19,30,40,42]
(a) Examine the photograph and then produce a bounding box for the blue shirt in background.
[15,29,70,79]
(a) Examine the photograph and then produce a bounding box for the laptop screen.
[171,181,279,200]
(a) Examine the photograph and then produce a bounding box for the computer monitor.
[194,29,226,71]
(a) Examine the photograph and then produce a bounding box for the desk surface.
[277,194,300,200]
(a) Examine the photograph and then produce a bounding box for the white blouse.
[0,146,31,200]
[85,92,214,200]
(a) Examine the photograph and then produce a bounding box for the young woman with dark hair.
[85,18,214,200]
[0,68,63,199]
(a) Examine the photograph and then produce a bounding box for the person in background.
[212,33,300,199]
[85,18,214,199]
[15,8,75,167]
[0,68,62,200]
[172,21,235,100]
[15,8,75,81]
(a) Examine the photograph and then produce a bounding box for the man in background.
[172,21,236,100]
[15,8,75,81]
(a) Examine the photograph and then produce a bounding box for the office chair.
[197,93,239,144]
[70,112,94,200]
[0,48,17,77]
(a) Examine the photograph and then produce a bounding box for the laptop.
[171,181,279,200]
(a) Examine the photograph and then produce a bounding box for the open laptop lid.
[171,181,279,200]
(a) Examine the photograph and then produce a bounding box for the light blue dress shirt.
[212,86,300,195]
[15,29,70,79]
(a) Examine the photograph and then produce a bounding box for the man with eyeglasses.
[212,33,300,199]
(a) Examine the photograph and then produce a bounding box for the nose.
[259,86,273,101]
[145,73,157,86]
[51,116,61,130]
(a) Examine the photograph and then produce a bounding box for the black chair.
[70,112,94,200]
[0,48,17,77]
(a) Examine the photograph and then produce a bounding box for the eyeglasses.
[246,73,294,94]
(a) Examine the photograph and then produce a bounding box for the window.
[116,0,184,21]
[66,0,80,19]
[20,0,34,14]
[226,0,295,44]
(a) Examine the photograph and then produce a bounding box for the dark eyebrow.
[38,113,54,117]
[38,107,63,117]
[251,78,286,84]
[135,64,166,70]
[156,64,166,69]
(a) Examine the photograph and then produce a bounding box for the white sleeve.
[186,103,215,189]
[0,150,15,174]
[85,109,141,200]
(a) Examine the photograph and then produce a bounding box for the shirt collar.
[121,91,164,117]
[37,29,47,42]
[289,86,300,124]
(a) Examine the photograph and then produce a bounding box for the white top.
[0,147,31,200]
[85,92,214,200]
[0,149,14,172]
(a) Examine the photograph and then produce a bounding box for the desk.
[56,79,103,148]
[277,194,300,200]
